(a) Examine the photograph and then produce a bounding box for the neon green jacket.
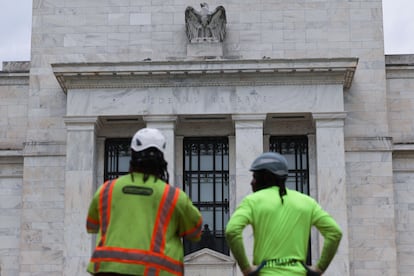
[86,173,202,276]
[225,186,342,275]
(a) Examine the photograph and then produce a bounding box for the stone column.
[232,114,266,203]
[232,114,266,275]
[175,136,184,190]
[312,112,349,276]
[228,135,236,214]
[63,116,102,276]
[143,115,177,186]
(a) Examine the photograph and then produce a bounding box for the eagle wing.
[185,6,202,42]
[208,6,226,42]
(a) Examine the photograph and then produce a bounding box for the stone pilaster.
[63,116,102,276]
[143,116,177,186]
[312,112,349,276]
[228,135,236,214]
[232,114,266,204]
[175,136,184,190]
[232,114,266,275]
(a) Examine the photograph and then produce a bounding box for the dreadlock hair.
[129,147,169,183]
[254,169,288,204]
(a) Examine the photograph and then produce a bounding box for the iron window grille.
[104,138,131,180]
[183,137,230,256]
[269,136,309,194]
[269,135,311,264]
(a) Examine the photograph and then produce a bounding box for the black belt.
[264,258,299,267]
[247,259,321,276]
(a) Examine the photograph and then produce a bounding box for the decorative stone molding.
[2,61,30,72]
[393,143,414,152]
[184,248,235,265]
[52,58,358,93]
[63,116,103,133]
[393,150,414,172]
[386,65,414,79]
[312,112,346,128]
[0,152,23,179]
[0,72,29,86]
[385,54,414,79]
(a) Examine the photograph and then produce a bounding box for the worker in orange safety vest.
[86,128,203,276]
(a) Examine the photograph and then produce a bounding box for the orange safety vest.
[87,175,202,276]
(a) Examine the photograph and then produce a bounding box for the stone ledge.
[393,143,414,152]
[0,150,23,157]
[22,141,66,157]
[345,137,393,152]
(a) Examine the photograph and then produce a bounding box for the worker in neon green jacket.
[86,128,202,276]
[225,152,342,276]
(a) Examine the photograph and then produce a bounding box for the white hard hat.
[130,128,166,153]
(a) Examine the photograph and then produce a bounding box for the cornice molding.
[386,65,414,79]
[52,58,358,93]
[0,72,29,86]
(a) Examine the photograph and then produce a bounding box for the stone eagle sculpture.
[185,3,226,43]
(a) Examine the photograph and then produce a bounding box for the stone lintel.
[232,114,267,122]
[143,115,178,124]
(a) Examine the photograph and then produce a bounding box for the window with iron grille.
[104,138,130,180]
[183,137,230,256]
[269,135,311,264]
[269,136,309,194]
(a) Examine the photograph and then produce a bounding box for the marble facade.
[0,1,413,275]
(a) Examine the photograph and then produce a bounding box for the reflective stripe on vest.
[93,181,183,275]
[94,179,116,272]
[150,184,180,252]
[146,184,180,275]
[180,217,202,240]
[92,246,183,275]
[99,179,115,245]
[86,216,99,232]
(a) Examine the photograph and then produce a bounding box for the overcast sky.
[0,0,413,70]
